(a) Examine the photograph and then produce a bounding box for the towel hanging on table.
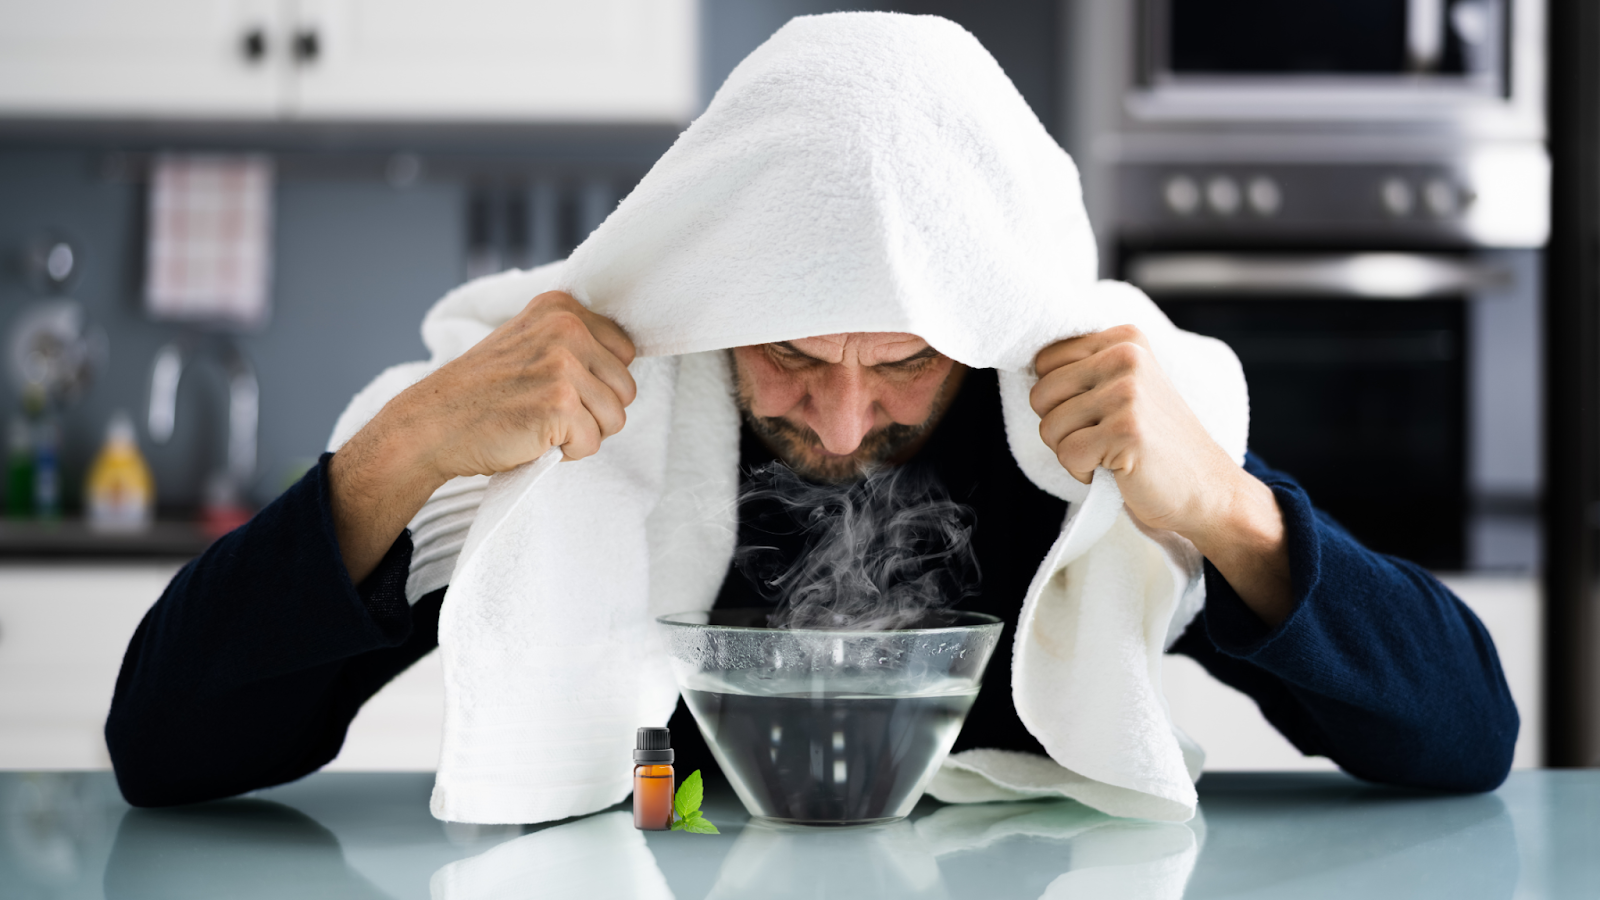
[329,11,1248,825]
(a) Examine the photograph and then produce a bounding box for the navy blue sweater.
[105,383,1518,807]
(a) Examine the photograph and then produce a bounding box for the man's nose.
[805,368,877,454]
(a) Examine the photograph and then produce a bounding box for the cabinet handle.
[294,29,320,64]
[241,28,267,63]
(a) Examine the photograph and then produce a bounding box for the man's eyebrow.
[769,341,942,365]
[876,346,943,366]
[771,341,829,362]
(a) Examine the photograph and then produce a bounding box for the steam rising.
[736,463,980,631]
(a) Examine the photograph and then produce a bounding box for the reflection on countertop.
[0,770,1595,899]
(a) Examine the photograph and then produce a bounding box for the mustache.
[744,414,929,481]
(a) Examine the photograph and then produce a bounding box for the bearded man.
[105,14,1516,814]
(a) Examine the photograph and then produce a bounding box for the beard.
[730,355,956,484]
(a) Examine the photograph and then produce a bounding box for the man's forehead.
[781,333,932,365]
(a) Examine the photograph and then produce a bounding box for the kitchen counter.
[0,519,213,559]
[1,770,1593,898]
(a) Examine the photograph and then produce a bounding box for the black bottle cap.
[634,726,674,764]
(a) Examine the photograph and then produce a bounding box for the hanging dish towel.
[330,12,1247,825]
[144,154,274,329]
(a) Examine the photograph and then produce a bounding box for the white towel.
[429,812,674,900]
[328,12,1247,825]
[144,154,274,329]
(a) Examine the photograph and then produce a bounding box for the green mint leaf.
[680,814,719,835]
[669,817,686,831]
[674,769,704,820]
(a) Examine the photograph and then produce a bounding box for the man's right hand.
[328,291,637,583]
[397,290,638,477]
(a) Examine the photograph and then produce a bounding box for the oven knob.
[1247,176,1281,216]
[1207,176,1241,215]
[1424,178,1460,216]
[1381,177,1415,217]
[1164,175,1201,216]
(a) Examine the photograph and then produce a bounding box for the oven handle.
[1126,253,1513,299]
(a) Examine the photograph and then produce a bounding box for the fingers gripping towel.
[329,12,1247,825]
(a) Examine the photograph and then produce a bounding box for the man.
[107,290,1517,807]
[105,12,1516,809]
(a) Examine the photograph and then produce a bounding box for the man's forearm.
[329,403,448,585]
[1185,473,1294,628]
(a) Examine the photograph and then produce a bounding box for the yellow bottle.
[86,411,155,532]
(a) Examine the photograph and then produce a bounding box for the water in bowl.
[683,687,975,824]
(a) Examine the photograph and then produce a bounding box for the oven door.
[1128,252,1498,571]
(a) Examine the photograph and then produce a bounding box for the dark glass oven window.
[1159,298,1466,571]
[1166,0,1475,76]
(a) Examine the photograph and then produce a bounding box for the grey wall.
[0,149,465,510]
[0,0,1065,514]
[702,0,1062,136]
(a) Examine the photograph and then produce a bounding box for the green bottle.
[5,416,33,519]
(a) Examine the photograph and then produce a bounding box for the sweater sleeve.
[1169,453,1519,792]
[105,453,443,807]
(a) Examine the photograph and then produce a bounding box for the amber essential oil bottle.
[633,726,674,830]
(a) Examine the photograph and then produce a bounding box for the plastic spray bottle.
[85,410,154,531]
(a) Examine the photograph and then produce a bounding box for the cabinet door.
[0,0,287,117]
[0,564,181,769]
[289,0,697,122]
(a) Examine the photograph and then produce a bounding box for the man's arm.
[1030,327,1517,791]
[1171,454,1518,792]
[107,291,638,804]
[106,456,442,806]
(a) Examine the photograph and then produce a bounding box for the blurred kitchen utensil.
[19,232,81,295]
[146,336,258,536]
[6,301,105,405]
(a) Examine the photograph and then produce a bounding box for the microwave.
[1072,0,1545,132]
[1144,0,1505,90]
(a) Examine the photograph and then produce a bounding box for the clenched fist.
[398,290,638,476]
[1030,325,1293,625]
[330,291,637,583]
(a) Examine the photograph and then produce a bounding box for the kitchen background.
[0,0,1587,778]
[1,0,1061,515]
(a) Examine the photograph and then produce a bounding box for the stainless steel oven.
[1128,251,1525,570]
[1065,0,1547,572]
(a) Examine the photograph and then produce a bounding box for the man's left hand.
[1030,325,1293,625]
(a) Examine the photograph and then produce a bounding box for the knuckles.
[543,377,583,413]
[1101,324,1149,348]
[541,309,591,344]
[1100,340,1148,373]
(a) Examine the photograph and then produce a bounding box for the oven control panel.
[1114,154,1547,248]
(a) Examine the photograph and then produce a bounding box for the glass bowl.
[657,609,1002,826]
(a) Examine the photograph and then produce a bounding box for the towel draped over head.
[330,11,1248,825]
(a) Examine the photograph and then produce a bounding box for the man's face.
[730,333,964,483]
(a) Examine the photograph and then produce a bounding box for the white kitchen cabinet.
[0,563,182,769]
[0,0,697,122]
[0,561,441,772]
[291,0,698,122]
[0,0,285,117]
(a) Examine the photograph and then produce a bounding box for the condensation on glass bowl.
[656,609,1002,697]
